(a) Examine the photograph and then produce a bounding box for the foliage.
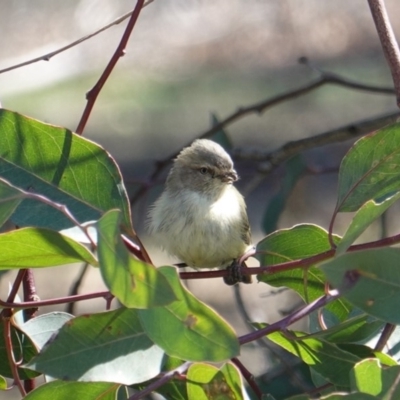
[1,2,400,399]
[0,108,400,399]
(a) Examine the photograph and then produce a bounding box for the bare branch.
[76,0,146,134]
[0,1,154,75]
[236,111,399,169]
[368,0,400,108]
[130,68,395,204]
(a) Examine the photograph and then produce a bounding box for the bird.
[147,138,252,284]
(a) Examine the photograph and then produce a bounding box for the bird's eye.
[199,167,208,175]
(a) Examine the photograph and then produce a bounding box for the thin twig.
[128,361,191,400]
[0,290,110,309]
[179,228,400,281]
[374,323,396,352]
[231,357,262,399]
[130,69,395,204]
[239,289,342,345]
[76,0,146,134]
[0,1,154,75]
[66,263,90,314]
[368,0,400,107]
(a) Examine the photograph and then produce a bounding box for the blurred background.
[1,0,400,398]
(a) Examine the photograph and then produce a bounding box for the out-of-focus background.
[1,0,400,398]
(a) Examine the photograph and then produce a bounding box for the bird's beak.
[221,170,238,183]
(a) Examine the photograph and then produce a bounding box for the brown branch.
[0,1,154,75]
[368,0,400,108]
[75,0,146,135]
[236,110,400,169]
[130,68,395,204]
[231,358,262,399]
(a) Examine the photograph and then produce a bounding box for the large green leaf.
[138,266,240,362]
[97,209,176,308]
[321,248,400,324]
[24,381,122,400]
[256,224,350,320]
[0,227,97,269]
[263,328,361,387]
[26,308,164,385]
[0,109,131,231]
[336,122,400,212]
[187,362,243,400]
[350,358,400,397]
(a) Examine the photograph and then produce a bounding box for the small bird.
[147,139,252,284]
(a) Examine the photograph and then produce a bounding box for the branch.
[231,358,262,399]
[0,1,153,75]
[179,229,400,281]
[368,0,400,107]
[239,289,341,345]
[0,290,110,309]
[128,361,191,400]
[76,0,146,134]
[235,110,400,169]
[130,68,395,204]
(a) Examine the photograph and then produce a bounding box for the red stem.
[76,0,146,135]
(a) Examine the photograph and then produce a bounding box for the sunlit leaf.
[261,327,360,387]
[187,362,243,400]
[97,209,176,308]
[0,375,6,390]
[336,192,400,255]
[0,109,132,232]
[138,266,240,362]
[0,227,97,269]
[26,308,164,385]
[24,381,121,400]
[336,122,400,212]
[321,248,400,324]
[256,224,349,320]
[350,358,400,397]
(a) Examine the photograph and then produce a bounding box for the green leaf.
[138,266,240,362]
[209,113,233,150]
[350,358,400,397]
[336,193,400,255]
[0,178,24,228]
[187,362,243,400]
[24,381,121,400]
[321,248,400,324]
[263,328,360,387]
[262,154,306,234]
[0,227,97,269]
[310,314,383,344]
[0,375,6,390]
[26,308,165,385]
[336,122,400,212]
[18,312,74,350]
[0,109,132,231]
[256,224,350,320]
[97,209,176,308]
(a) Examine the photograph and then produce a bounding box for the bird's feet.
[223,259,252,285]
